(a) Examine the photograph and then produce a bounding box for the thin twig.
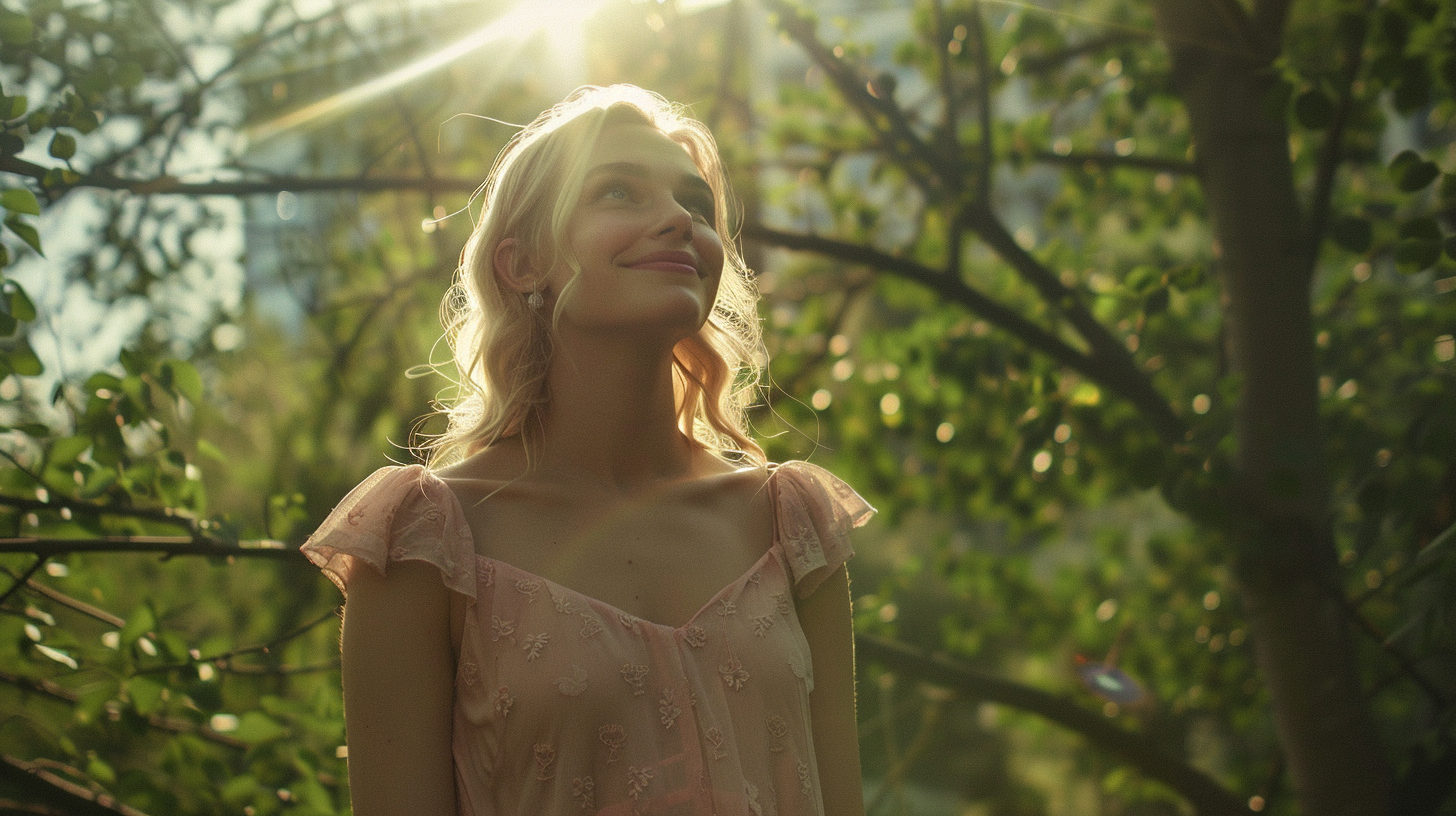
[855,634,1252,816]
[0,537,295,558]
[0,557,45,608]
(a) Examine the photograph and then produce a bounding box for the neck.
[530,332,699,489]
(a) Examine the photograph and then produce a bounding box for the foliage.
[0,0,1453,814]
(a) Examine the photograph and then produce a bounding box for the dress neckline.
[426,466,786,633]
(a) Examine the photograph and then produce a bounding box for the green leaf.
[1395,238,1441,271]
[1330,215,1373,253]
[7,283,35,321]
[3,215,42,255]
[232,710,289,744]
[8,340,42,376]
[1444,235,1456,261]
[85,756,117,786]
[118,347,145,376]
[0,8,33,45]
[0,94,27,119]
[1399,217,1442,241]
[126,675,166,715]
[85,371,123,393]
[1389,149,1440,192]
[119,604,156,647]
[1,188,40,215]
[196,438,226,462]
[162,359,203,403]
[115,63,145,90]
[48,132,76,160]
[48,435,90,468]
[0,312,15,337]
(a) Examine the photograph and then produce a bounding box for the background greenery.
[1,0,1453,814]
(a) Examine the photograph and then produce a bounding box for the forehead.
[586,122,704,180]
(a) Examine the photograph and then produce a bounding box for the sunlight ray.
[246,0,611,143]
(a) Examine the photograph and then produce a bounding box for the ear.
[493,238,537,295]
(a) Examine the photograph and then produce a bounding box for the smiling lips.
[626,250,699,276]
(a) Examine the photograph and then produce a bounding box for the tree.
[2,0,1453,814]
[745,0,1454,813]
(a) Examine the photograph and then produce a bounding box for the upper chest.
[445,469,777,629]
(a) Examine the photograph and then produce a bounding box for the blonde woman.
[304,85,873,816]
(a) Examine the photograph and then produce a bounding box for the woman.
[303,85,874,816]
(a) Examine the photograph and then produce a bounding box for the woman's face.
[549,120,725,341]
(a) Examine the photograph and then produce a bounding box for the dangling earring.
[527,285,543,310]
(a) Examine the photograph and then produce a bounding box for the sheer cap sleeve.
[300,465,476,600]
[771,460,875,598]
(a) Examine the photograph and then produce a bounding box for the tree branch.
[763,0,945,199]
[0,568,124,627]
[0,155,478,198]
[968,0,994,205]
[744,223,1094,372]
[1032,149,1199,175]
[0,671,246,751]
[1015,31,1148,76]
[967,209,1186,441]
[1304,0,1372,274]
[855,634,1253,816]
[0,495,197,531]
[0,537,296,559]
[0,756,150,816]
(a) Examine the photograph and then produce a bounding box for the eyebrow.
[584,161,713,197]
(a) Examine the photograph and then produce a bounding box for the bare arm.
[799,564,866,816]
[341,560,457,816]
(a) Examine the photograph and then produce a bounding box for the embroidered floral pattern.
[521,632,550,660]
[767,713,789,752]
[460,660,479,686]
[477,560,495,586]
[627,766,654,812]
[798,762,812,795]
[750,614,775,637]
[682,624,708,648]
[572,777,595,811]
[773,592,791,616]
[552,593,576,614]
[388,546,408,561]
[716,597,737,617]
[599,724,626,762]
[533,743,556,780]
[719,656,749,690]
[493,687,514,719]
[490,616,515,643]
[579,613,604,638]
[705,727,728,760]
[554,665,589,696]
[659,688,681,729]
[747,569,762,585]
[515,579,542,602]
[621,663,648,695]
[618,612,639,631]
[346,505,366,526]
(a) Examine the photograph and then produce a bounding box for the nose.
[654,200,694,241]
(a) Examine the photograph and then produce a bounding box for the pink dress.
[302,461,874,816]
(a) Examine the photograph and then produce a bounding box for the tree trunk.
[1152,3,1393,813]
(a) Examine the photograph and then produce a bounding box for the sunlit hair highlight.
[425,85,765,469]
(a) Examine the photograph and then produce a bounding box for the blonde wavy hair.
[425,85,766,469]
